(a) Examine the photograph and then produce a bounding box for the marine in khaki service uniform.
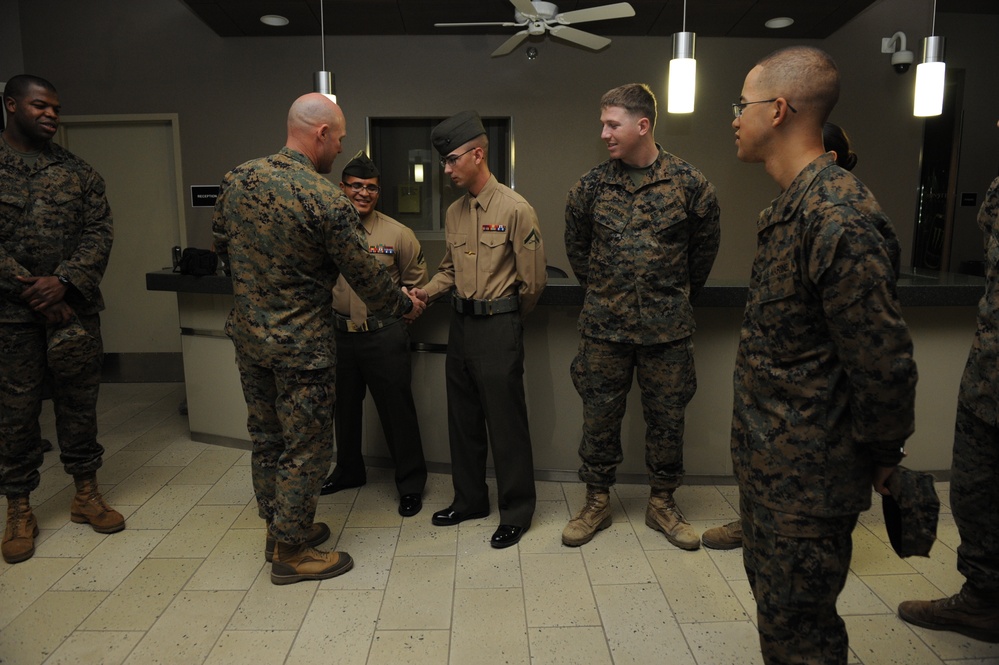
[898,119,999,643]
[730,47,916,663]
[212,94,424,585]
[319,152,430,519]
[1,75,124,565]
[415,110,546,549]
[562,83,720,551]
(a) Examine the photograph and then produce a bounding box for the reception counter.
[147,268,984,480]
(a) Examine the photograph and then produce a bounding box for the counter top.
[146,267,986,308]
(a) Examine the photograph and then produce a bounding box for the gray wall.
[5,0,998,277]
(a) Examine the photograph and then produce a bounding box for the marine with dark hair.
[1,74,123,564]
[562,83,720,550]
[319,151,429,518]
[729,46,916,663]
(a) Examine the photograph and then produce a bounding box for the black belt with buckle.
[334,313,400,333]
[450,293,520,316]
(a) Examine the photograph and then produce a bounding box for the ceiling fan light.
[668,31,696,114]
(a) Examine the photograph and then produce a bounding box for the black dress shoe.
[490,524,526,549]
[319,472,365,496]
[431,507,490,527]
[399,494,423,517]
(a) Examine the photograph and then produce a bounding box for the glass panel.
[368,117,512,235]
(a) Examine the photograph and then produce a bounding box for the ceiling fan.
[435,0,636,58]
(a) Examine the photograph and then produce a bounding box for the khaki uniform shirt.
[0,138,113,322]
[424,174,546,315]
[959,176,999,426]
[332,210,428,326]
[212,147,411,370]
[732,153,917,520]
[564,145,720,344]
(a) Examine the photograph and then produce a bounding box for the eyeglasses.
[731,98,798,119]
[345,182,381,194]
[439,147,475,168]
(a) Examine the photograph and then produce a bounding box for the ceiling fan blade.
[435,21,523,28]
[509,0,540,18]
[556,2,635,25]
[491,30,530,57]
[548,25,612,51]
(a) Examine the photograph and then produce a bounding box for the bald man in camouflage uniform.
[2,75,124,565]
[213,93,423,584]
[562,83,720,550]
[898,120,999,643]
[731,46,917,663]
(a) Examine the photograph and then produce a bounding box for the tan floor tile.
[0,590,106,665]
[125,483,211,530]
[837,571,893,615]
[149,504,244,558]
[860,572,952,613]
[528,626,613,665]
[185,528,266,590]
[395,515,458,556]
[80,558,200,631]
[231,500,263,528]
[99,449,160,484]
[704,543,748,581]
[682,620,764,665]
[346,482,406,527]
[35,521,107,558]
[146,440,211,467]
[843,614,945,664]
[514,500,569,555]
[730,578,759,626]
[320,526,399,590]
[123,590,244,664]
[169,446,244,485]
[198,466,255,505]
[593,583,695,665]
[378,555,455,630]
[0,556,79,630]
[455,525,523,588]
[671,485,740,521]
[228,567,317,631]
[52,529,168,591]
[450,588,529,664]
[288,589,381,664]
[579,521,656,585]
[104,465,184,506]
[535,480,565,502]
[204,629,297,664]
[521,552,600,627]
[368,629,450,664]
[650,548,747,623]
[850,522,922,576]
[906,547,968,598]
[44,630,145,665]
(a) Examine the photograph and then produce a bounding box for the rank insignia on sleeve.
[523,229,541,249]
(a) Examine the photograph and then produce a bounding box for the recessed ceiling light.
[260,14,289,27]
[765,17,794,29]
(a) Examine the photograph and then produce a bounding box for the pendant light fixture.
[913,0,945,117]
[668,0,696,114]
[313,0,336,103]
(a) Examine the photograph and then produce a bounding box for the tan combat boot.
[562,486,612,547]
[646,490,700,550]
[2,495,39,564]
[898,587,999,643]
[701,520,743,550]
[264,522,331,562]
[270,541,354,585]
[70,474,125,534]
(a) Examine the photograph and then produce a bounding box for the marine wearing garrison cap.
[430,110,486,154]
[342,150,380,180]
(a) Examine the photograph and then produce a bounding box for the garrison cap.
[431,110,486,156]
[342,150,380,180]
[882,466,940,558]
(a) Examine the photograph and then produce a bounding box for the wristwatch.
[57,275,71,287]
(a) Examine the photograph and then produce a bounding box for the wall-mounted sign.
[191,185,221,208]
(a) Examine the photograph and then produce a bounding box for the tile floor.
[1,382,997,664]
